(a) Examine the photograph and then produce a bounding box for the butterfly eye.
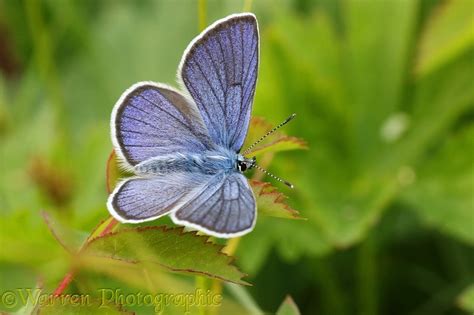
[237,161,247,172]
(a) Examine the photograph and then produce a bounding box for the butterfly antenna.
[253,163,294,188]
[242,113,296,155]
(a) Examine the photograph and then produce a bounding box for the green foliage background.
[0,0,473,314]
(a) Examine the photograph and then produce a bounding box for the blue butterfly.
[107,13,293,238]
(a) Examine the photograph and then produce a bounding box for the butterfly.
[107,13,293,238]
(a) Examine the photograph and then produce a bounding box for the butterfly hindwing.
[179,13,259,152]
[171,172,256,237]
[107,173,211,223]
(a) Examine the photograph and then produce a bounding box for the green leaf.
[250,180,303,220]
[458,284,474,313]
[276,296,301,315]
[82,226,249,285]
[41,211,87,253]
[416,0,474,76]
[343,0,419,159]
[225,283,264,315]
[401,125,474,245]
[76,255,194,294]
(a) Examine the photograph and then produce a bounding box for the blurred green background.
[1,0,473,314]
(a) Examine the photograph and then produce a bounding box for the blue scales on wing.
[171,172,256,236]
[180,13,259,152]
[107,173,209,223]
[112,83,215,166]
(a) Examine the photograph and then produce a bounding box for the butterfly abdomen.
[134,148,237,175]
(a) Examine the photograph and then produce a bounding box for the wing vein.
[203,44,226,95]
[185,81,221,141]
[191,61,228,139]
[229,34,257,147]
[215,35,228,94]
[137,95,198,136]
[121,115,162,132]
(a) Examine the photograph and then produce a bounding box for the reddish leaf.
[250,180,304,220]
[243,116,307,156]
[106,150,120,194]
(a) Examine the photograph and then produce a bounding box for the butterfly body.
[107,13,260,238]
[134,148,252,176]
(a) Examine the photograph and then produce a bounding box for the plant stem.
[243,0,253,12]
[209,237,244,315]
[357,234,378,315]
[198,0,207,32]
[196,276,210,315]
[52,217,119,296]
[223,237,241,256]
[52,271,74,297]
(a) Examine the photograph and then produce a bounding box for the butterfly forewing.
[112,82,214,167]
[179,13,259,152]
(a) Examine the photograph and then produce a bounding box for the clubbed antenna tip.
[284,113,297,124]
[254,164,294,189]
[284,181,294,189]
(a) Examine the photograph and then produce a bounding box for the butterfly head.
[236,155,256,172]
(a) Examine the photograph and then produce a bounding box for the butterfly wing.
[179,13,259,152]
[111,81,215,168]
[171,172,256,238]
[107,173,212,223]
[110,15,259,235]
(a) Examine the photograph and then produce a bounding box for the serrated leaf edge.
[82,225,250,285]
[250,180,305,220]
